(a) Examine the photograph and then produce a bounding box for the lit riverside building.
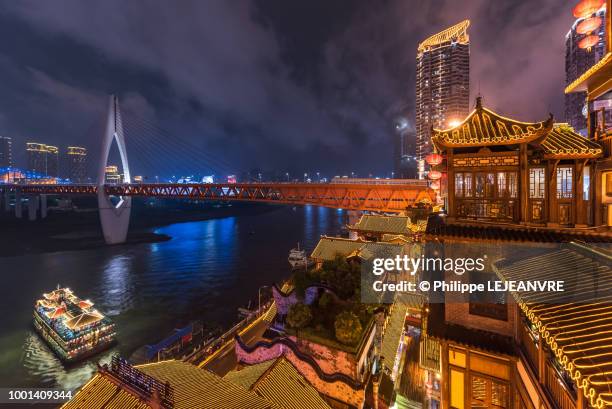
[66,146,87,182]
[26,142,59,177]
[0,136,12,168]
[565,5,608,134]
[416,20,470,179]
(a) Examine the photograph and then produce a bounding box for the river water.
[0,205,346,390]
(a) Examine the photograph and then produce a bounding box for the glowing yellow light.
[448,119,461,128]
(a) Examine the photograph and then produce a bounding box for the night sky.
[0,0,574,178]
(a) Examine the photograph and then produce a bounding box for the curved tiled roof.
[432,99,552,148]
[248,358,332,409]
[540,124,603,158]
[495,247,612,409]
[418,20,470,53]
[432,100,603,158]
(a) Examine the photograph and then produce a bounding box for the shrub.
[334,310,363,345]
[287,303,312,329]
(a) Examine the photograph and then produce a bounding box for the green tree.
[287,303,312,329]
[334,310,363,345]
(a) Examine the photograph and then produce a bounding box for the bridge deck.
[0,183,435,213]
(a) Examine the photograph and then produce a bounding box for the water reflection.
[100,255,134,316]
[1,205,346,390]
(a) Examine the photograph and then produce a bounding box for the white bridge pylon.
[98,95,131,244]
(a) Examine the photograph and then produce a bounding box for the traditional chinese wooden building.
[432,96,608,228]
[564,0,612,228]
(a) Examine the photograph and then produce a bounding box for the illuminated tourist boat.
[33,287,116,363]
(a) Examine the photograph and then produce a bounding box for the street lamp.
[258,285,270,317]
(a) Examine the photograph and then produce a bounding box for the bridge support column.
[40,194,47,219]
[98,95,132,244]
[15,190,22,218]
[2,192,8,212]
[28,196,39,221]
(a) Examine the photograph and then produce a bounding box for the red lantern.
[573,0,604,18]
[425,153,443,166]
[430,180,440,190]
[578,34,599,50]
[576,16,602,34]
[428,170,442,180]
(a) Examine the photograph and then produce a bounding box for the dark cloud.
[0,0,574,177]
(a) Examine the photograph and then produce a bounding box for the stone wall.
[234,337,365,408]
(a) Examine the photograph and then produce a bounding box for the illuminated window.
[455,173,464,197]
[497,172,507,197]
[450,369,465,409]
[471,375,508,408]
[465,173,472,197]
[529,168,545,199]
[496,172,517,198]
[508,172,517,198]
[475,174,485,198]
[486,173,495,198]
[557,167,573,199]
[583,166,590,200]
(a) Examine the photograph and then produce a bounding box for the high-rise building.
[393,117,416,179]
[416,20,470,178]
[0,136,12,168]
[27,142,59,177]
[105,165,121,184]
[564,7,608,134]
[66,146,87,182]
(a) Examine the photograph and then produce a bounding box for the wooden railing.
[544,360,576,409]
[518,322,538,375]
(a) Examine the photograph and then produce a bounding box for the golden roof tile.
[496,247,612,408]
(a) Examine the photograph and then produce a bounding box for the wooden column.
[519,143,529,223]
[594,164,603,226]
[446,149,455,219]
[537,336,545,384]
[441,342,449,409]
[546,160,559,226]
[575,160,586,226]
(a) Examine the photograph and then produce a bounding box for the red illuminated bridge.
[0,96,435,244]
[2,182,434,214]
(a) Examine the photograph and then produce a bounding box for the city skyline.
[0,0,576,177]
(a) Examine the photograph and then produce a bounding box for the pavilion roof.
[432,99,603,159]
[431,97,552,149]
[495,246,612,408]
[310,236,404,262]
[539,123,603,159]
[564,52,612,99]
[349,214,412,235]
[225,358,332,409]
[62,360,273,409]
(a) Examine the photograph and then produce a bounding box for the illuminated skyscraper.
[27,142,58,176]
[564,7,608,134]
[393,117,416,179]
[105,165,121,184]
[416,20,470,178]
[0,136,12,168]
[66,146,87,182]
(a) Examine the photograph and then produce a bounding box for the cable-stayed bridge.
[0,96,434,244]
